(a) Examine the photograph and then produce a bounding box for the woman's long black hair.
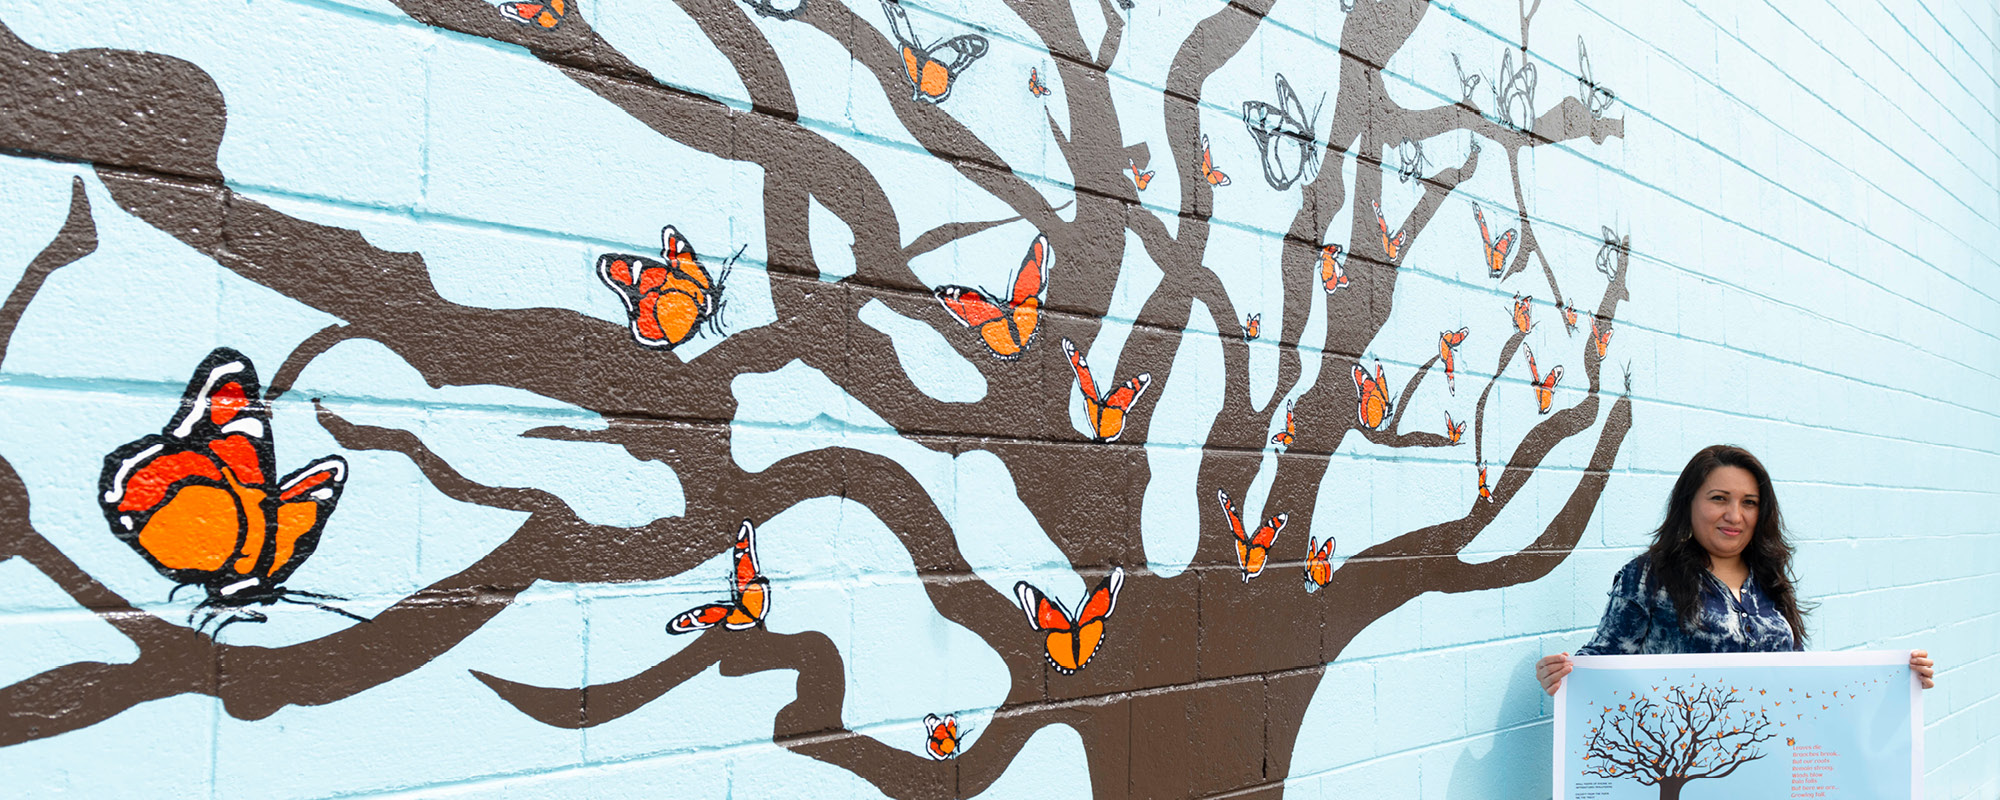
[1647,445,1809,645]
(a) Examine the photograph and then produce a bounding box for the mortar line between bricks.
[1865,0,2000,114]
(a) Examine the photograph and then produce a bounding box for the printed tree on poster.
[1583,684,1778,800]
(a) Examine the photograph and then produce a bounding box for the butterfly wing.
[1488,228,1518,276]
[1015,580,1085,673]
[912,35,988,102]
[1006,233,1051,350]
[1240,512,1286,580]
[723,577,770,629]
[933,285,1007,329]
[668,602,735,634]
[1063,567,1123,672]
[1092,373,1150,442]
[499,0,566,28]
[1318,244,1347,293]
[1061,337,1099,408]
[267,457,347,583]
[1200,134,1231,186]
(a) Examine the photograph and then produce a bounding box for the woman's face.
[1690,465,1760,562]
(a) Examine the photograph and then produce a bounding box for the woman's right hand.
[1536,652,1573,696]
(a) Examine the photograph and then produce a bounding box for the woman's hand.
[1536,652,1574,696]
[1910,650,1936,689]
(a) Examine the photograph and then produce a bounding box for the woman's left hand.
[1909,649,1936,689]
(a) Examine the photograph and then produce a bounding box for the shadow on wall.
[1450,650,1558,799]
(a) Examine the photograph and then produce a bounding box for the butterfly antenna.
[279,594,372,624]
[207,609,269,639]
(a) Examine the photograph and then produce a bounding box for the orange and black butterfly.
[1013,567,1124,674]
[1510,293,1533,333]
[924,713,969,759]
[1478,465,1493,503]
[1242,313,1261,341]
[598,226,737,352]
[1787,737,1796,746]
[1591,317,1614,357]
[1526,346,1562,414]
[1027,67,1051,97]
[1373,201,1409,262]
[880,0,988,104]
[99,348,362,635]
[1445,412,1465,444]
[1199,134,1231,187]
[1438,327,1468,394]
[1473,204,1516,278]
[1319,244,1348,294]
[667,519,770,633]
[1559,298,1579,335]
[1270,398,1296,448]
[934,233,1050,360]
[1063,337,1151,442]
[1351,360,1393,430]
[1218,488,1285,582]
[499,0,569,28]
[1129,160,1155,191]
[1302,534,1334,593]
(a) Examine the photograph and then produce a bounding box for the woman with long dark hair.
[1535,445,1935,694]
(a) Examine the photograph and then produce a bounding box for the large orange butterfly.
[1510,293,1533,333]
[667,519,770,633]
[1526,347,1562,414]
[924,713,968,759]
[1063,337,1151,442]
[1592,317,1614,357]
[1373,201,1409,262]
[1129,160,1155,191]
[1473,204,1517,278]
[880,0,987,104]
[1013,567,1124,674]
[934,233,1050,360]
[1445,411,1465,444]
[1351,360,1393,430]
[598,226,735,351]
[99,348,361,635]
[1218,489,1285,582]
[1318,244,1348,294]
[1270,398,1296,448]
[1027,67,1051,97]
[498,0,569,28]
[1199,134,1231,187]
[1438,327,1468,394]
[1302,534,1334,593]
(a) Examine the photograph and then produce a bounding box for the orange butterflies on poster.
[598,226,736,352]
[667,519,770,633]
[498,0,569,28]
[1438,327,1468,394]
[1218,488,1286,582]
[1445,412,1465,444]
[1473,203,1517,278]
[1027,67,1051,97]
[1302,534,1334,593]
[934,233,1051,360]
[1510,293,1533,333]
[1559,297,1579,335]
[1242,313,1261,341]
[1351,360,1394,430]
[881,0,988,104]
[1014,567,1124,674]
[1787,737,1796,746]
[1199,134,1231,187]
[1592,317,1613,357]
[99,348,363,635]
[1063,337,1152,442]
[1478,465,1493,503]
[1373,201,1409,262]
[1129,160,1155,191]
[1319,244,1349,294]
[924,713,968,759]
[1271,398,1296,448]
[1526,346,1562,414]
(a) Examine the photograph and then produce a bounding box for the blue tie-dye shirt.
[1575,555,1800,655]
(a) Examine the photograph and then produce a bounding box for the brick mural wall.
[0,0,1994,797]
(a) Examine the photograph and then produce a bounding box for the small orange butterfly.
[1351,360,1393,430]
[1271,398,1296,448]
[1559,298,1579,335]
[1027,67,1051,97]
[1787,737,1796,746]
[1445,412,1465,444]
[882,0,988,104]
[1438,327,1468,394]
[1526,347,1562,414]
[1373,201,1408,262]
[1318,244,1348,294]
[1014,567,1123,674]
[1242,313,1261,341]
[1478,465,1493,503]
[1510,293,1533,333]
[1591,317,1613,357]
[499,0,569,28]
[1129,160,1155,191]
[1199,134,1231,187]
[1302,534,1334,593]
[934,233,1050,360]
[668,519,770,633]
[924,713,969,759]
[1473,204,1516,278]
[1063,338,1152,442]
[1218,489,1286,582]
[598,226,737,352]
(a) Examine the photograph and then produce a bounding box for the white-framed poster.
[1554,651,1923,799]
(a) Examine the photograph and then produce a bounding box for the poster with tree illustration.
[1555,652,1921,799]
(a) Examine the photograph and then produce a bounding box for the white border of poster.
[1553,651,1923,799]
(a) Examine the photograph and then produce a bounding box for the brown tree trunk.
[1658,778,1688,800]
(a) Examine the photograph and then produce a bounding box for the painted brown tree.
[1582,685,1778,799]
[1,0,1633,797]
